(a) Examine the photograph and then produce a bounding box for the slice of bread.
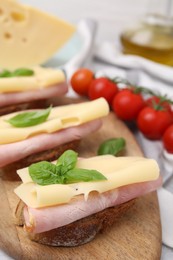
[15,199,135,247]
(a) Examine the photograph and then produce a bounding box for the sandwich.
[0,0,76,115]
[14,150,161,246]
[0,98,109,170]
[0,66,68,116]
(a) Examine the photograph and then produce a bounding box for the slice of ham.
[0,119,102,167]
[24,176,162,234]
[0,82,68,108]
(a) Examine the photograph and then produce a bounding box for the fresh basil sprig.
[6,106,52,127]
[97,138,126,156]
[29,150,107,186]
[0,68,34,78]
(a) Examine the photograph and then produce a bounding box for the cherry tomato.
[145,96,172,112]
[137,107,173,140]
[70,68,94,96]
[163,125,173,153]
[112,89,145,121]
[88,77,119,104]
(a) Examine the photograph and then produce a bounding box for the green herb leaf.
[7,106,52,127]
[0,70,11,78]
[56,150,78,175]
[97,138,126,156]
[0,68,34,78]
[29,161,64,186]
[11,68,34,77]
[64,168,107,184]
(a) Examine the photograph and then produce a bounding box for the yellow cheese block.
[0,66,65,93]
[0,0,75,69]
[14,155,160,208]
[0,98,109,144]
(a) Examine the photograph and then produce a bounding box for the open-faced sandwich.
[0,66,68,116]
[0,98,109,169]
[0,0,76,115]
[14,149,162,246]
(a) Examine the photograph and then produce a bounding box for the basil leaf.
[64,168,107,184]
[29,161,64,186]
[7,106,52,127]
[97,138,126,156]
[11,68,34,77]
[0,68,34,77]
[57,150,78,175]
[0,70,11,78]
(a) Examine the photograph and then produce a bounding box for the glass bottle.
[120,0,173,66]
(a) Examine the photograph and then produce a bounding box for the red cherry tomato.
[145,96,172,112]
[112,89,145,121]
[88,77,119,104]
[163,125,173,153]
[70,68,94,96]
[137,107,173,140]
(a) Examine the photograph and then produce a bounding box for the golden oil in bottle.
[120,0,173,67]
[120,20,173,66]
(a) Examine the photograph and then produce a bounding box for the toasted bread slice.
[15,199,135,247]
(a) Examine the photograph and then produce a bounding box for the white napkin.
[94,41,173,249]
[94,41,173,89]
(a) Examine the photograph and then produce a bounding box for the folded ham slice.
[0,83,68,108]
[24,176,162,234]
[0,119,102,167]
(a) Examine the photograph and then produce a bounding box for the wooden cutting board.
[0,110,161,260]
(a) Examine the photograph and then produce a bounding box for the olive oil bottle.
[120,0,173,66]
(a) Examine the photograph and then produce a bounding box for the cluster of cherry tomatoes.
[70,68,173,153]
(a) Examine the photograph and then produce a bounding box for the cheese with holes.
[0,0,75,69]
[0,98,109,144]
[14,155,160,208]
[0,66,65,93]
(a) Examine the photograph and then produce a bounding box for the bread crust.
[0,100,47,116]
[15,199,135,247]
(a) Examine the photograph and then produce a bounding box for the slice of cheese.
[14,155,160,208]
[0,98,109,144]
[0,0,76,69]
[17,155,144,184]
[0,66,65,93]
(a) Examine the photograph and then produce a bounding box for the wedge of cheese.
[14,155,160,208]
[0,66,65,93]
[0,0,75,69]
[0,98,109,144]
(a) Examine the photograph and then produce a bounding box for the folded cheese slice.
[0,66,65,93]
[0,98,109,144]
[14,155,160,208]
[0,0,75,69]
